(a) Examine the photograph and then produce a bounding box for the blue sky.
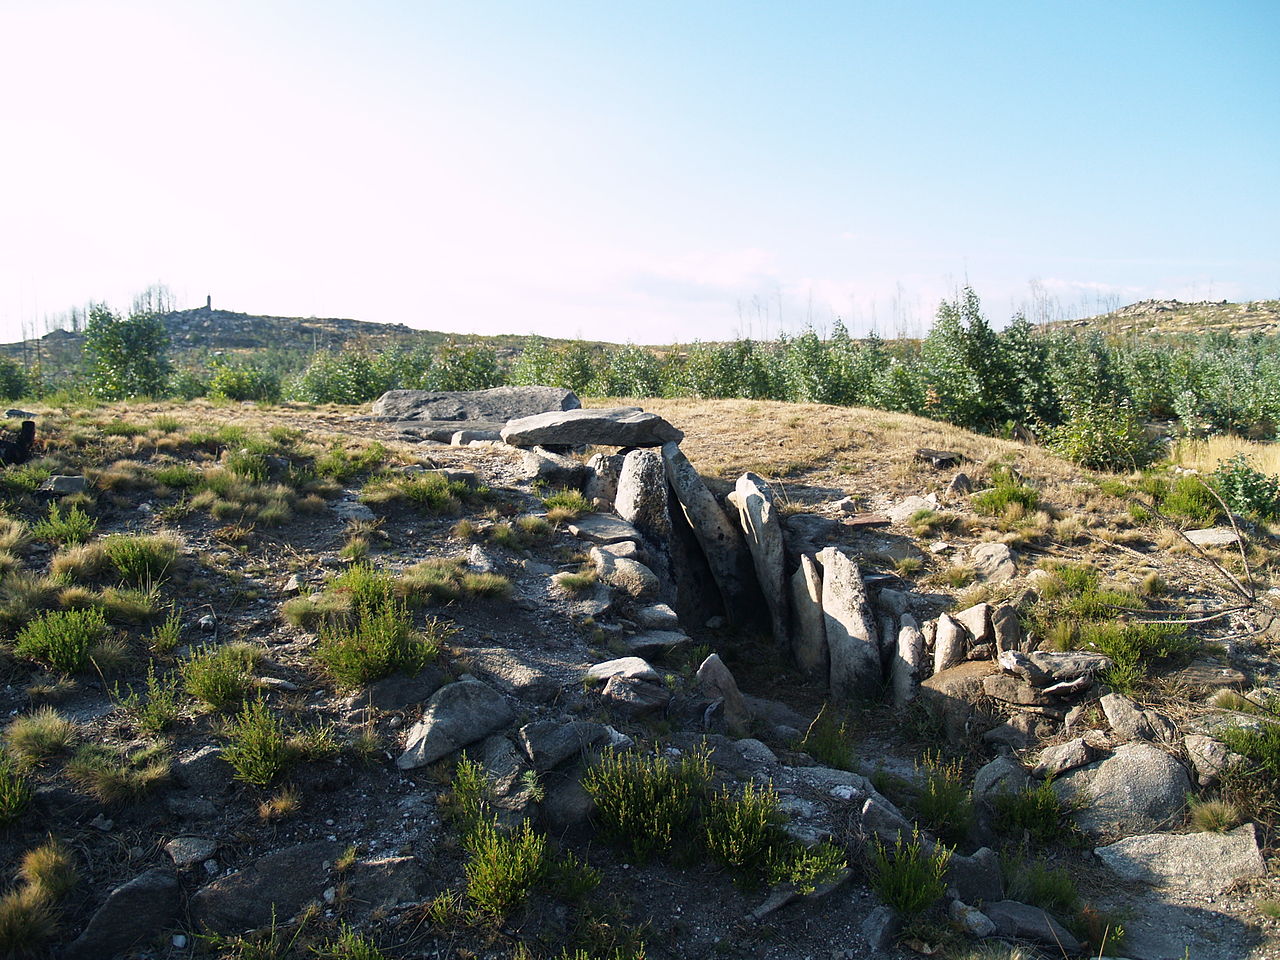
[1,0,1276,344]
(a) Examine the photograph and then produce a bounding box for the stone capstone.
[371,386,579,422]
[397,678,515,769]
[502,406,683,447]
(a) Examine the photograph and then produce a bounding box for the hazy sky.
[1,1,1277,344]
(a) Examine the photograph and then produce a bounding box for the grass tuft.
[4,707,77,767]
[31,503,96,545]
[66,741,170,803]
[181,642,261,710]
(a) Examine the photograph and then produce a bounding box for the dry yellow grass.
[1173,435,1280,475]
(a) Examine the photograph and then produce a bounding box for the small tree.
[84,303,172,399]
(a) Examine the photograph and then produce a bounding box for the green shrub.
[1004,852,1079,914]
[1042,402,1161,471]
[101,533,179,585]
[152,463,202,489]
[1079,621,1198,695]
[0,751,32,824]
[223,449,269,483]
[1220,720,1280,781]
[914,752,973,845]
[66,741,170,802]
[313,442,387,482]
[868,828,951,918]
[703,781,785,887]
[991,779,1070,844]
[222,699,295,787]
[463,819,548,923]
[314,602,443,689]
[582,746,712,862]
[797,703,856,771]
[31,503,96,545]
[114,662,182,734]
[314,924,388,960]
[1212,454,1280,519]
[543,488,591,520]
[181,642,260,710]
[147,611,182,653]
[1160,475,1222,525]
[13,608,110,672]
[972,472,1040,516]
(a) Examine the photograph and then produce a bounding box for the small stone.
[970,542,1016,582]
[198,615,217,632]
[40,475,88,494]
[1032,738,1098,778]
[90,813,114,831]
[172,934,188,948]
[165,836,218,867]
[283,574,302,594]
[1184,527,1241,548]
[584,657,659,684]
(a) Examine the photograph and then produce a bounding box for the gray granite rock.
[371,386,579,421]
[1095,823,1265,891]
[397,678,514,769]
[503,406,682,447]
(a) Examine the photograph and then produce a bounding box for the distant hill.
[0,305,561,375]
[1046,298,1280,337]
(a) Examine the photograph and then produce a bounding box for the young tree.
[83,303,173,399]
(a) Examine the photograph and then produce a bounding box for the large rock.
[817,547,880,701]
[1182,734,1236,786]
[584,452,625,503]
[973,755,1030,808]
[1054,742,1191,838]
[1094,824,1266,891]
[503,406,682,448]
[614,449,674,586]
[397,678,515,769]
[1099,693,1177,743]
[727,473,789,649]
[590,548,660,600]
[584,657,660,683]
[790,555,828,679]
[519,447,589,488]
[191,841,342,933]
[1032,738,1099,778]
[518,721,611,771]
[460,648,558,702]
[954,603,993,645]
[933,612,968,674]
[984,900,1082,953]
[970,542,1016,581]
[65,869,181,960]
[372,386,578,421]
[696,654,750,735]
[347,856,429,916]
[662,442,756,620]
[991,604,1023,652]
[998,649,1112,687]
[890,614,925,709]
[567,513,641,544]
[919,660,999,744]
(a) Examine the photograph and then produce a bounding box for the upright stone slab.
[662,442,756,620]
[817,547,880,701]
[614,448,675,600]
[727,473,789,649]
[584,452,625,503]
[790,554,827,678]
[933,612,968,674]
[891,614,925,709]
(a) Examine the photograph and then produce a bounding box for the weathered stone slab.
[1032,738,1098,778]
[584,657,660,684]
[933,612,968,674]
[954,602,993,645]
[519,447,588,487]
[728,473,789,648]
[1184,527,1241,548]
[371,386,579,421]
[790,554,827,679]
[1100,692,1178,743]
[890,614,925,709]
[1095,824,1265,891]
[590,548,659,599]
[65,869,181,960]
[984,900,1082,953]
[998,649,1112,687]
[991,604,1022,652]
[1055,742,1191,838]
[191,842,342,933]
[567,513,640,544]
[626,630,691,657]
[817,547,880,701]
[662,442,755,619]
[397,679,514,769]
[697,653,750,735]
[502,407,682,447]
[970,542,1016,581]
[517,721,611,771]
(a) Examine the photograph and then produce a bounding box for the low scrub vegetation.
[867,828,951,918]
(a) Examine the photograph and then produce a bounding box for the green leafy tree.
[84,303,172,399]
